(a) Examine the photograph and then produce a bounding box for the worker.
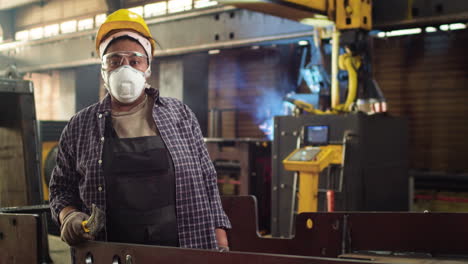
[49,9,231,251]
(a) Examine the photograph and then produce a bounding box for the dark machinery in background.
[213,0,408,239]
[273,113,408,237]
[38,120,68,236]
[207,108,272,233]
[0,76,52,263]
[207,138,272,233]
[0,78,42,207]
[0,213,48,263]
[39,121,68,202]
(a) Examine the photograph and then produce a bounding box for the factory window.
[385,28,421,37]
[29,27,44,40]
[78,18,94,31]
[378,22,466,38]
[194,0,218,8]
[95,13,107,27]
[440,23,467,31]
[377,28,421,38]
[15,30,29,41]
[60,20,77,34]
[144,2,167,17]
[425,26,437,33]
[168,0,192,13]
[129,6,144,16]
[44,24,59,38]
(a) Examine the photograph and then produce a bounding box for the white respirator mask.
[102,65,148,104]
[99,31,153,104]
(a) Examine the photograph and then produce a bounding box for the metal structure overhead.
[219,0,468,30]
[0,6,313,74]
[0,0,43,10]
[217,0,372,30]
[105,0,124,13]
[0,10,15,41]
[373,0,468,30]
[216,0,330,23]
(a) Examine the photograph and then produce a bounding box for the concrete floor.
[48,235,71,264]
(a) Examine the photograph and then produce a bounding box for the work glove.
[60,211,94,246]
[218,245,230,252]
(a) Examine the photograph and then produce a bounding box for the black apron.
[103,116,179,246]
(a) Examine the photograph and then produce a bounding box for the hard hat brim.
[96,21,156,56]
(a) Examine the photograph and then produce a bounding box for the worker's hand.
[60,211,94,246]
[215,228,229,252]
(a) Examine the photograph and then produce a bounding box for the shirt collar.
[97,87,164,114]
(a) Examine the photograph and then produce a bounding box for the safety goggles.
[102,51,149,71]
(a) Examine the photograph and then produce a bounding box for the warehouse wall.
[373,29,468,173]
[75,65,101,112]
[25,69,76,121]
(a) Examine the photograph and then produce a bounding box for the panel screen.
[304,125,328,145]
[287,147,321,162]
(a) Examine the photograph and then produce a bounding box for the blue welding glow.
[301,65,329,94]
[297,38,331,100]
[253,89,293,140]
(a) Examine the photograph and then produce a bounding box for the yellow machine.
[218,0,381,214]
[281,125,344,213]
[38,121,67,202]
[218,0,372,113]
[41,141,58,201]
[219,0,372,30]
[283,145,342,213]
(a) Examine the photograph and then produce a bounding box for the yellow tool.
[81,204,106,235]
[283,145,342,213]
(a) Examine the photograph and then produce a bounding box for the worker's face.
[103,38,149,73]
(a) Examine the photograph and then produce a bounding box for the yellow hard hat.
[95,9,156,56]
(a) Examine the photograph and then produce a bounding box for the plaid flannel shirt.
[49,88,231,249]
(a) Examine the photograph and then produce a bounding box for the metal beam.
[105,0,123,14]
[72,196,468,263]
[0,6,313,74]
[0,10,15,41]
[0,0,42,10]
[216,0,327,23]
[73,241,372,264]
[373,0,468,30]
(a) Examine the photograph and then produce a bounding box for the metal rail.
[72,196,468,263]
[74,241,375,264]
[221,196,468,258]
